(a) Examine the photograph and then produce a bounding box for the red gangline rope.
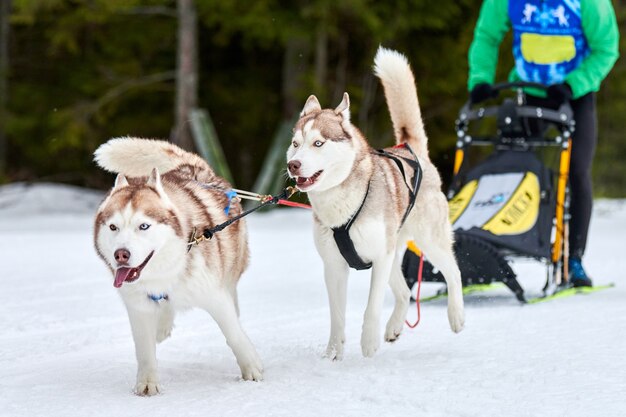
[277,199,312,209]
[405,253,424,329]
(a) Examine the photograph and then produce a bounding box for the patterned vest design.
[509,0,589,85]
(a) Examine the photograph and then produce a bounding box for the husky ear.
[146,168,165,195]
[334,92,350,123]
[300,95,322,117]
[114,174,129,189]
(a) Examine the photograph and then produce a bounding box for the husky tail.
[94,137,212,178]
[373,46,428,158]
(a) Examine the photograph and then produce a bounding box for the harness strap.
[375,144,422,227]
[331,143,422,271]
[332,183,373,270]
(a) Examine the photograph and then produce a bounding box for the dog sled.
[402,82,577,303]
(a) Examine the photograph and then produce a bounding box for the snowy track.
[0,184,625,417]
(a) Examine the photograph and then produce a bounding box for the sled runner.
[403,82,577,303]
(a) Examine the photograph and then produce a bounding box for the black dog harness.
[332,182,373,270]
[332,144,423,270]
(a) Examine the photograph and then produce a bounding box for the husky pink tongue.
[114,267,138,288]
[113,251,154,288]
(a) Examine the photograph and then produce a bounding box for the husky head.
[94,169,185,289]
[286,93,364,193]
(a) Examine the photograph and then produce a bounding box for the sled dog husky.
[94,138,262,395]
[286,47,465,359]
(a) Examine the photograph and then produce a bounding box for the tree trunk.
[282,37,308,119]
[0,0,11,176]
[172,0,197,151]
[332,33,348,105]
[358,72,377,134]
[314,23,328,102]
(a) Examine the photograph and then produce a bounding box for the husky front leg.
[125,305,160,396]
[202,289,263,381]
[323,260,349,360]
[361,254,394,357]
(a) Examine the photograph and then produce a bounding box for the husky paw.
[448,305,465,333]
[384,320,404,343]
[134,368,161,396]
[324,338,345,361]
[240,361,264,382]
[134,380,161,396]
[237,347,264,382]
[361,328,380,358]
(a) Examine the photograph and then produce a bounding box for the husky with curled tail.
[93,138,262,395]
[286,47,465,359]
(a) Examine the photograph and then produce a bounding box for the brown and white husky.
[94,138,262,395]
[286,47,465,359]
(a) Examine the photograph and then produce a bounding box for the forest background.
[1,0,624,196]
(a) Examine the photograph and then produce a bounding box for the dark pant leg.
[567,93,597,258]
[525,93,597,257]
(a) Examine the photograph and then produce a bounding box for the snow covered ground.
[0,183,624,417]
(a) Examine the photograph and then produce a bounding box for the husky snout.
[288,160,301,176]
[289,159,325,190]
[114,248,131,265]
[287,159,302,176]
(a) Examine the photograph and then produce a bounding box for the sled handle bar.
[458,81,574,130]
[490,81,549,92]
[457,105,574,127]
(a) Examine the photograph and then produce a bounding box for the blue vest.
[509,0,589,85]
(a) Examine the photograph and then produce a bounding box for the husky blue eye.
[139,223,151,231]
[314,140,324,147]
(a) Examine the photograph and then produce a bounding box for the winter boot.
[569,257,593,287]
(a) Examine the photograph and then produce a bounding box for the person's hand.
[547,83,573,103]
[470,83,497,104]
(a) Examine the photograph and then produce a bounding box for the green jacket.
[468,0,620,99]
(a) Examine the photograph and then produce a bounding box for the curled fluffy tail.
[94,137,210,177]
[373,47,428,158]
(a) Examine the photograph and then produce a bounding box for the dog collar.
[147,293,169,303]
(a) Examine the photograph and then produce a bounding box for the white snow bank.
[0,182,104,216]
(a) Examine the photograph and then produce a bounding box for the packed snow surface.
[0,183,624,417]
